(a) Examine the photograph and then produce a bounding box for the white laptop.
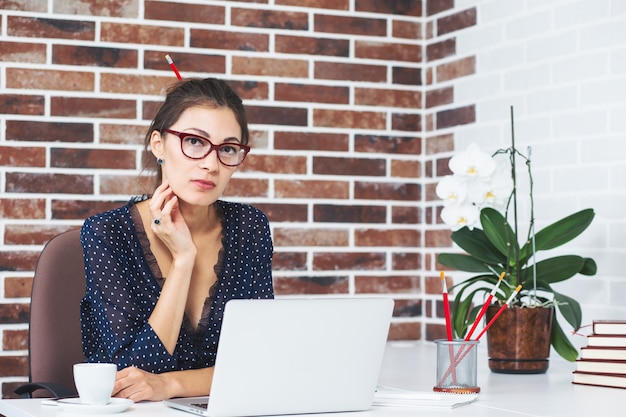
[164,297,394,417]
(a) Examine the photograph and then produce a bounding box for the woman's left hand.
[113,366,171,402]
[113,366,214,402]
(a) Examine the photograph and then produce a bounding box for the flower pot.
[485,305,553,374]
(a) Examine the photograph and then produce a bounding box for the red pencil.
[440,271,457,384]
[165,54,182,80]
[440,271,453,341]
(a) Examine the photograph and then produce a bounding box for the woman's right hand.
[148,181,196,259]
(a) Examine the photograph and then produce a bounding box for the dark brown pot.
[485,305,553,374]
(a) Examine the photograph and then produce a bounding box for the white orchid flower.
[437,143,514,230]
[435,175,468,206]
[449,143,496,179]
[482,157,513,210]
[440,204,480,231]
[466,178,490,206]
[485,173,513,210]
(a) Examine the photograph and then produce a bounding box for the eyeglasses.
[163,129,250,167]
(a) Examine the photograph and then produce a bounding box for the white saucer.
[57,398,133,414]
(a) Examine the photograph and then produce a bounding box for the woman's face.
[150,105,243,207]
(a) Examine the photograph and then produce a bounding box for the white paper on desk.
[373,387,478,409]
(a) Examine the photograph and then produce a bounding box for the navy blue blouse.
[79,197,274,372]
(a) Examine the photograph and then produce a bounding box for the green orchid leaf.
[438,253,492,273]
[554,291,582,329]
[450,227,507,265]
[550,314,579,362]
[452,294,474,337]
[580,257,597,276]
[480,207,519,259]
[449,274,499,292]
[527,209,595,253]
[529,255,585,284]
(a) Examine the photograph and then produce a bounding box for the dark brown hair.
[144,78,249,186]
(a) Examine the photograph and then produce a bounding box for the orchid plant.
[436,141,597,361]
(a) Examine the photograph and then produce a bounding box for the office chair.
[14,229,87,398]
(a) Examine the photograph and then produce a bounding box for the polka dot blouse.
[79,197,274,373]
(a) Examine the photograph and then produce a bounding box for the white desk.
[0,342,622,417]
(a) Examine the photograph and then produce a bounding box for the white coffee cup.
[73,363,117,405]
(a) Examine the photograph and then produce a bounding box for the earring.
[157,158,164,165]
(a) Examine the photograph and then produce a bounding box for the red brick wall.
[0,0,475,396]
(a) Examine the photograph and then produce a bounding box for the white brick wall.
[455,0,626,328]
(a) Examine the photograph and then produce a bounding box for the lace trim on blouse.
[129,199,225,337]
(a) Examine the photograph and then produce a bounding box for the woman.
[79,78,274,402]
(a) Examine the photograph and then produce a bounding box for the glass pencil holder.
[434,339,480,394]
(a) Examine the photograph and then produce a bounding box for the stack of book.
[573,320,626,389]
